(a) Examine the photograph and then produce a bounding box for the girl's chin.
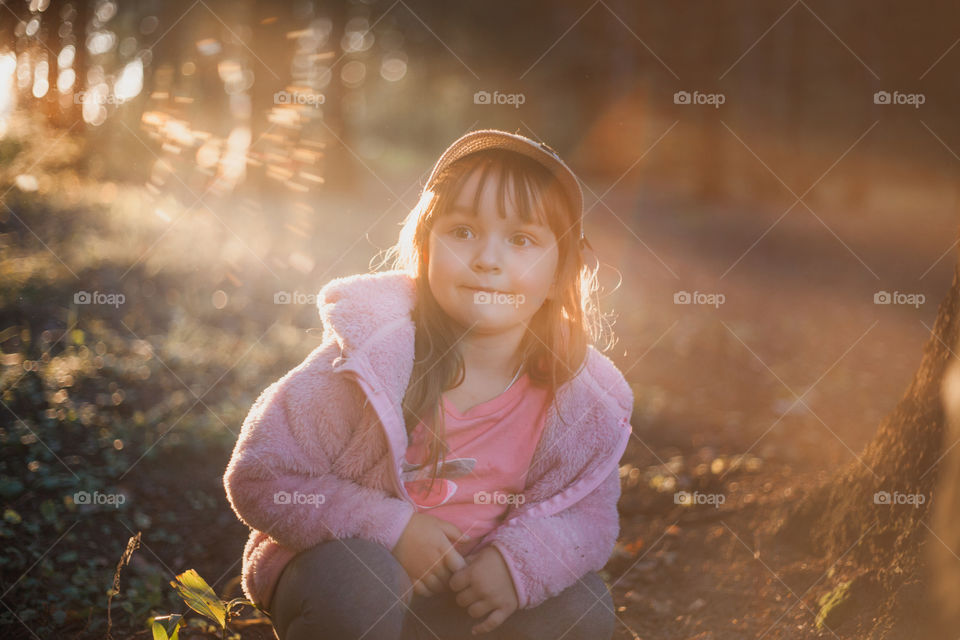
[450,310,521,332]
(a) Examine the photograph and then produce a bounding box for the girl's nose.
[471,237,502,272]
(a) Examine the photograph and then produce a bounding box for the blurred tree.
[777,260,960,633]
[930,303,960,636]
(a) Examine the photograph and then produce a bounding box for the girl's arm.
[478,351,633,610]
[476,465,623,610]
[223,343,416,554]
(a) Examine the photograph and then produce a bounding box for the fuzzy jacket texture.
[222,270,635,612]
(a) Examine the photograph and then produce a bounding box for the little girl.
[224,129,634,640]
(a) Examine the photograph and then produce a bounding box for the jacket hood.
[317,270,417,357]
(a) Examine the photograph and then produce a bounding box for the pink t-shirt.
[402,372,549,556]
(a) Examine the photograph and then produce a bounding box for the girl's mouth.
[464,286,509,294]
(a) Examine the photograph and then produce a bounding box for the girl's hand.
[449,545,519,635]
[392,513,468,599]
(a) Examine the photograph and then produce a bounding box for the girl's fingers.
[423,574,444,594]
[467,598,496,620]
[413,581,433,598]
[433,565,452,588]
[454,586,480,609]
[444,548,467,573]
[448,566,469,592]
[438,520,468,544]
[472,609,507,635]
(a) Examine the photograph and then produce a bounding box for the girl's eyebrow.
[446,207,548,229]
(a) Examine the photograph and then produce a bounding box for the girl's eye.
[448,226,536,247]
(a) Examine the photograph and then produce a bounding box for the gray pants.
[268,537,616,640]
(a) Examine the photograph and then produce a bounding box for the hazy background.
[2,1,959,638]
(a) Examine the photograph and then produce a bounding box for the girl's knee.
[580,571,614,609]
[558,571,616,640]
[575,572,616,640]
[309,538,409,596]
[508,571,615,640]
[271,537,413,639]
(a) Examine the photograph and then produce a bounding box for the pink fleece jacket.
[222,269,634,612]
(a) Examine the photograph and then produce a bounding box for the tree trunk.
[775,259,960,627]
[929,305,960,634]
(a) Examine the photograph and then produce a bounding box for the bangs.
[435,150,571,236]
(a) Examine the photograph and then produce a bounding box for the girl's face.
[426,166,560,335]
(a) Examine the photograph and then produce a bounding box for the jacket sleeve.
[222,343,416,554]
[480,465,622,610]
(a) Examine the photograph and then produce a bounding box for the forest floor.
[1,113,957,639]
[595,184,956,639]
